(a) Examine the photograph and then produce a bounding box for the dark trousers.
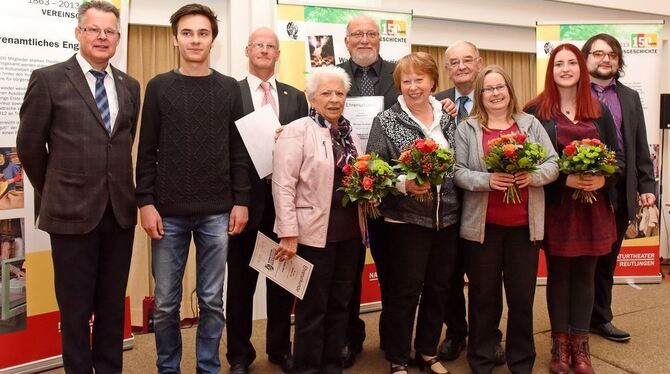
[546,254,598,335]
[50,203,134,374]
[293,240,362,374]
[465,225,538,374]
[383,223,458,365]
[346,217,391,349]
[443,238,468,342]
[226,188,295,366]
[592,186,629,326]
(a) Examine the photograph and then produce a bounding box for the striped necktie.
[457,96,469,123]
[89,70,112,135]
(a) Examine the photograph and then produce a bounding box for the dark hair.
[0,150,9,170]
[581,33,625,79]
[77,0,120,26]
[170,3,219,39]
[393,52,440,92]
[524,43,600,121]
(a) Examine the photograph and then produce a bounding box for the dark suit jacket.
[238,78,308,232]
[614,81,656,220]
[338,57,399,110]
[434,87,456,102]
[17,55,141,235]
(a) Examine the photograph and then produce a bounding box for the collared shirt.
[454,87,475,119]
[591,81,624,156]
[351,58,382,95]
[75,52,119,131]
[247,73,279,113]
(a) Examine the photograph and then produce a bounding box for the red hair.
[524,43,600,121]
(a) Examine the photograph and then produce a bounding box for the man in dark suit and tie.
[581,33,656,343]
[225,27,308,374]
[435,41,504,366]
[17,1,140,372]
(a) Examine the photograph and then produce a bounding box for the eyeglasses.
[589,50,619,60]
[447,57,476,68]
[249,42,278,51]
[79,26,120,40]
[348,31,380,40]
[481,84,508,94]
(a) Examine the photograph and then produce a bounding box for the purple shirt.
[591,82,624,156]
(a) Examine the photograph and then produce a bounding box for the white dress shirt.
[76,52,119,132]
[247,73,279,113]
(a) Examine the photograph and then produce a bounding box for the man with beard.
[225,26,308,374]
[581,33,656,343]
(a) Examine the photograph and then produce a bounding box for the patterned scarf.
[309,107,358,169]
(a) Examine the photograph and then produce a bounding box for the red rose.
[513,133,526,144]
[353,160,368,173]
[564,143,577,156]
[414,139,428,153]
[424,139,438,152]
[342,163,352,175]
[399,150,411,164]
[361,176,374,191]
[357,154,372,161]
[502,144,517,158]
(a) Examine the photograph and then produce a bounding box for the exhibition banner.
[0,1,131,372]
[275,4,412,308]
[535,23,663,283]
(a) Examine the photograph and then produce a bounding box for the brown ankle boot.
[571,334,595,374]
[549,333,570,374]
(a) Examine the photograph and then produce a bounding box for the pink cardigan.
[272,117,365,248]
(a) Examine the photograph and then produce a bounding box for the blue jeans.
[152,213,230,374]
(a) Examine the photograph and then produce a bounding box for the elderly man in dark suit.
[225,27,308,374]
[17,1,140,372]
[581,33,656,343]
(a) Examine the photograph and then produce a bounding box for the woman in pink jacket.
[272,65,365,374]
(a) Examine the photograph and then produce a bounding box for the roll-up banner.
[275,3,412,309]
[535,22,663,284]
[0,1,132,372]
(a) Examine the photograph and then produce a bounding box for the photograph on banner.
[536,22,663,282]
[275,4,412,89]
[0,147,24,211]
[0,217,26,335]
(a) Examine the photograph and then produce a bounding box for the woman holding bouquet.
[272,65,365,374]
[524,43,620,374]
[454,65,559,374]
[367,52,459,374]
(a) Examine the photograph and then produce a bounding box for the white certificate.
[235,105,281,178]
[343,96,384,151]
[249,232,314,300]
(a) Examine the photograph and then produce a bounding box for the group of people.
[15,2,655,374]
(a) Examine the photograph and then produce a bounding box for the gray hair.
[305,66,352,99]
[78,1,120,27]
[444,40,480,59]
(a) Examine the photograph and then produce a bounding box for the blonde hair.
[469,65,520,130]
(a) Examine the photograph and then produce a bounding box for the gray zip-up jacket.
[454,112,559,243]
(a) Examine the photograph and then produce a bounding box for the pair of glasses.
[249,42,277,51]
[481,85,508,94]
[590,50,619,60]
[447,57,476,68]
[79,26,120,40]
[348,31,380,40]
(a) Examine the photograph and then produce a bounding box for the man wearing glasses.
[581,33,656,343]
[337,14,400,369]
[17,1,140,372]
[226,27,308,374]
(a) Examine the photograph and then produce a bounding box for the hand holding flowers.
[559,138,617,203]
[339,153,398,218]
[394,138,455,202]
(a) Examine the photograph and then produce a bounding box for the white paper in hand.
[235,105,281,178]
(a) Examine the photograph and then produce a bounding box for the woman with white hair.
[272,65,365,374]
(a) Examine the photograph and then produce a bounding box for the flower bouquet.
[393,138,454,202]
[339,153,398,218]
[483,132,547,204]
[559,138,618,203]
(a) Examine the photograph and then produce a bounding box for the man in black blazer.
[17,2,140,372]
[582,34,656,342]
[225,27,308,374]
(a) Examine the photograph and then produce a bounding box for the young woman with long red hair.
[524,43,621,374]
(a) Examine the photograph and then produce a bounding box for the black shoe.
[493,343,505,366]
[269,353,293,373]
[437,338,466,361]
[417,355,451,374]
[229,362,249,374]
[390,363,408,373]
[590,322,631,342]
[340,344,362,369]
